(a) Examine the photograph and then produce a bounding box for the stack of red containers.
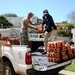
[36,24,44,33]
[0,36,8,42]
[60,41,68,61]
[10,38,20,45]
[65,44,73,59]
[71,47,75,57]
[47,40,74,63]
[47,41,61,63]
[0,36,20,45]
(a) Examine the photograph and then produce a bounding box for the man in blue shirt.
[42,9,57,54]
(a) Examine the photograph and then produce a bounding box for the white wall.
[6,17,24,28]
[0,28,21,39]
[30,16,38,24]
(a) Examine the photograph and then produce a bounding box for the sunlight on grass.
[65,61,75,72]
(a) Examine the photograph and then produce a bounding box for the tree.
[58,23,74,37]
[0,16,13,28]
[62,21,67,24]
[67,10,75,24]
[37,18,43,24]
[3,13,18,17]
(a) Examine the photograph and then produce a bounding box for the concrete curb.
[59,70,75,75]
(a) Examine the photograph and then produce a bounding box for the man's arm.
[24,20,37,30]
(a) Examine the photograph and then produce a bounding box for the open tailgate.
[32,54,75,71]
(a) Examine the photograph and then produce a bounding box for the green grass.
[65,61,75,72]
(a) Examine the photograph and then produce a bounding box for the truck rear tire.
[4,61,19,75]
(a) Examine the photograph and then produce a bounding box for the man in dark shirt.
[42,9,57,54]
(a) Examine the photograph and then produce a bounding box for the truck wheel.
[5,61,19,75]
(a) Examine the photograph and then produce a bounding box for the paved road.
[59,70,75,75]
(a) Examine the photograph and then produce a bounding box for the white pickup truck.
[0,40,75,75]
[2,45,32,75]
[1,35,75,75]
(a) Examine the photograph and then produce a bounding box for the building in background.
[6,16,38,28]
[30,16,38,24]
[6,17,24,28]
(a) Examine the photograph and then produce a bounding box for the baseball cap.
[43,9,49,15]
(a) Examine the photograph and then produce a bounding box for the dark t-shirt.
[42,14,57,32]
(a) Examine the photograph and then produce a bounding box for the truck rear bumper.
[27,66,65,75]
[27,58,75,75]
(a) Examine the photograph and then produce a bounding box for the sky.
[0,0,75,22]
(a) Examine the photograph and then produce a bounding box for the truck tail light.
[25,51,32,65]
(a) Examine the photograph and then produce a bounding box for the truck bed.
[32,53,75,71]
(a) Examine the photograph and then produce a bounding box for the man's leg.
[50,30,57,41]
[44,31,51,52]
[20,30,28,45]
